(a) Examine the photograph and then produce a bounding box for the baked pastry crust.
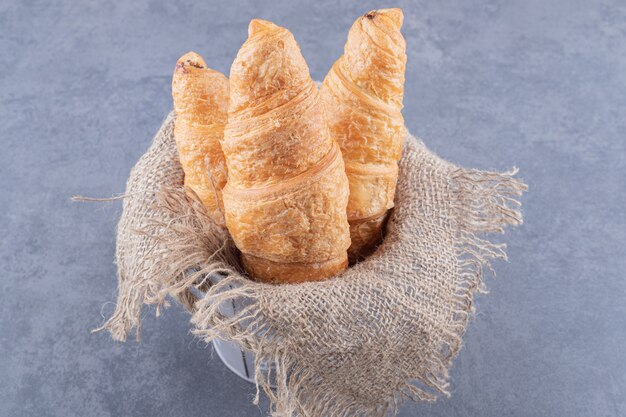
[321,9,407,261]
[172,51,229,226]
[222,20,351,283]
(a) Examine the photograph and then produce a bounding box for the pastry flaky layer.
[222,19,351,284]
[347,211,391,262]
[172,51,229,227]
[321,8,407,262]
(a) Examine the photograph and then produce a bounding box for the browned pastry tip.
[247,18,280,36]
[176,51,206,69]
[364,8,404,29]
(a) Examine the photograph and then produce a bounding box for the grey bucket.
[195,273,274,385]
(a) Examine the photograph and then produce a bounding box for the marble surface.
[1,1,625,416]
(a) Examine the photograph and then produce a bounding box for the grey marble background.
[1,1,625,416]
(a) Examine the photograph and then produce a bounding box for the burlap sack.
[93,112,526,417]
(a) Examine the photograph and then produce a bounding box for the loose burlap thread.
[92,112,526,417]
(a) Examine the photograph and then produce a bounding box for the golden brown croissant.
[221,19,351,284]
[321,8,407,262]
[172,51,229,226]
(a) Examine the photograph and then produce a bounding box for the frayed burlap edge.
[187,159,525,417]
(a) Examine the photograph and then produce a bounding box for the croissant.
[172,51,229,226]
[321,9,407,262]
[221,19,351,283]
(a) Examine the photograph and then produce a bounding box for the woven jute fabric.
[95,111,526,417]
